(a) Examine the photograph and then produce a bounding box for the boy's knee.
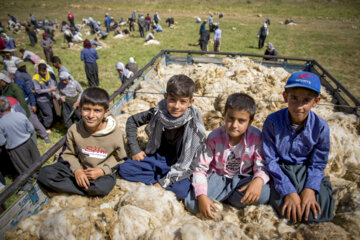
[184,192,199,214]
[118,160,132,177]
[258,183,270,204]
[37,166,52,183]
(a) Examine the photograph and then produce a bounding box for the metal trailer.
[0,50,359,239]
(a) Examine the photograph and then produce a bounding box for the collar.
[33,73,50,83]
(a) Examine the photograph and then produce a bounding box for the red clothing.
[68,13,74,19]
[145,16,151,21]
[0,38,5,51]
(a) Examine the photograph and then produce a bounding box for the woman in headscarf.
[40,33,54,63]
[263,42,278,61]
[115,62,133,84]
[81,39,99,86]
[1,33,16,50]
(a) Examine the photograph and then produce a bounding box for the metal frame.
[1,49,359,210]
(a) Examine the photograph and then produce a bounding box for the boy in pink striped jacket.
[184,93,270,219]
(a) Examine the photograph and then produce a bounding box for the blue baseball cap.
[285,71,321,93]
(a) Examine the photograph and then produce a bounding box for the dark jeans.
[118,153,191,200]
[38,161,117,197]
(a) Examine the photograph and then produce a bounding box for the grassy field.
[0,0,359,205]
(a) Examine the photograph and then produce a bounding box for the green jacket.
[3,83,30,118]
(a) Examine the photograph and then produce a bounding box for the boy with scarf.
[263,71,334,223]
[118,74,206,200]
[184,93,270,219]
[37,87,127,196]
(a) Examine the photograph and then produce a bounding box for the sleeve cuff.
[253,173,270,185]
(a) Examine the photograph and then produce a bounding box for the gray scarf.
[145,99,206,187]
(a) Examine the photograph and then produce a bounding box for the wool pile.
[7,57,359,240]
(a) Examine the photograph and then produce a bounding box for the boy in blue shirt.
[262,71,334,223]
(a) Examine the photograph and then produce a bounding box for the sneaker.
[44,137,51,143]
[45,129,52,134]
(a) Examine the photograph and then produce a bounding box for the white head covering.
[264,23,267,28]
[115,62,125,71]
[59,71,71,81]
[116,62,133,78]
[266,42,274,51]
[129,57,135,63]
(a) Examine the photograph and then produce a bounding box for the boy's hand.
[154,182,162,188]
[84,168,104,180]
[60,96,66,102]
[74,168,90,189]
[31,106,37,112]
[300,188,321,221]
[49,87,57,92]
[282,192,302,223]
[198,195,218,219]
[132,151,146,161]
[239,177,264,205]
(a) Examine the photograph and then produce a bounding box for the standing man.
[32,63,57,129]
[81,39,99,87]
[199,30,210,52]
[132,10,137,21]
[25,22,37,47]
[68,12,75,28]
[208,14,213,32]
[40,33,54,64]
[145,14,151,32]
[153,12,160,25]
[51,56,73,81]
[14,61,50,142]
[105,13,111,33]
[138,15,145,38]
[213,23,221,52]
[257,23,269,49]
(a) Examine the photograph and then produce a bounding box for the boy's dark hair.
[51,56,61,64]
[80,87,110,110]
[284,87,320,98]
[38,63,47,71]
[224,93,256,122]
[166,74,195,98]
[19,48,25,53]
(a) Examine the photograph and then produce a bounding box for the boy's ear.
[104,108,110,118]
[189,97,194,106]
[312,96,321,107]
[282,91,288,103]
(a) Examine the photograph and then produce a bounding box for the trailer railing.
[1,49,359,208]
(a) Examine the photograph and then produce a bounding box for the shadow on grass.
[247,45,260,49]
